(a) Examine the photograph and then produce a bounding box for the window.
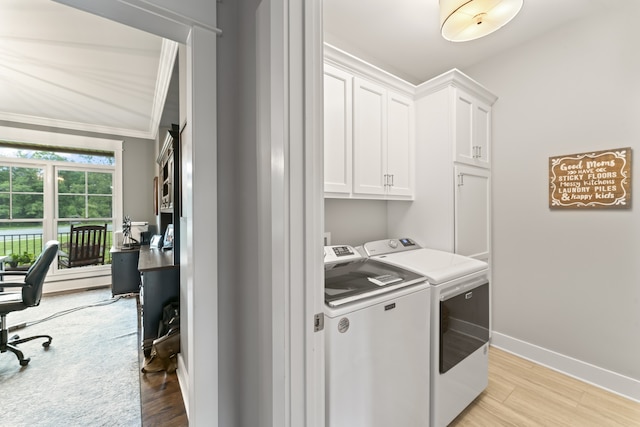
[0,126,123,281]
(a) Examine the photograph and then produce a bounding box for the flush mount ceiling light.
[440,0,524,42]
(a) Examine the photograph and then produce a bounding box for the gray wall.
[218,0,260,425]
[325,199,389,246]
[465,5,640,380]
[122,137,156,225]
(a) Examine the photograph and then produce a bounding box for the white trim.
[118,0,222,35]
[491,332,640,403]
[148,39,179,138]
[0,113,156,140]
[0,126,124,153]
[43,274,111,294]
[324,43,415,98]
[304,0,326,425]
[415,68,498,105]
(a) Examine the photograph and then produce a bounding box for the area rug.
[0,287,141,426]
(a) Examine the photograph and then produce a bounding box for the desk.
[138,248,179,356]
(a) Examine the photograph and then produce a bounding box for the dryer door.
[439,281,489,374]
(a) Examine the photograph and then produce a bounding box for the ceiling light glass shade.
[440,0,524,42]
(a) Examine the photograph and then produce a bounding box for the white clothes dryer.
[362,238,490,427]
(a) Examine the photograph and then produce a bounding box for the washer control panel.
[324,245,363,264]
[362,237,421,256]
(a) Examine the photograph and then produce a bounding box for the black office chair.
[0,240,59,366]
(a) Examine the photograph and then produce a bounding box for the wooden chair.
[58,224,107,268]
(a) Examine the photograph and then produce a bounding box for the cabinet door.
[454,89,491,169]
[454,164,490,261]
[386,92,414,197]
[324,64,353,194]
[353,77,387,196]
[473,99,491,168]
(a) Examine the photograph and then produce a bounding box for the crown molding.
[415,68,498,105]
[324,43,415,97]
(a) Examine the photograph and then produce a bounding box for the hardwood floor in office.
[139,365,187,427]
[137,299,188,427]
[451,346,640,426]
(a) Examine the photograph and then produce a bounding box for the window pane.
[0,166,9,191]
[58,170,85,194]
[0,146,114,165]
[58,195,86,218]
[12,167,43,192]
[12,194,44,218]
[88,195,112,218]
[0,194,9,219]
[87,172,112,195]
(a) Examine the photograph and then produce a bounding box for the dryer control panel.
[362,238,421,256]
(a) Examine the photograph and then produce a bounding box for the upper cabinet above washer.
[324,45,415,200]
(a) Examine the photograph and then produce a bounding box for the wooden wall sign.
[549,147,631,209]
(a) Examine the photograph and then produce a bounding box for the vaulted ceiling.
[0,0,176,140]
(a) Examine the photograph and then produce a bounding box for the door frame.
[53,1,324,426]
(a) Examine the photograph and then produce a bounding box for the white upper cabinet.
[323,46,415,200]
[352,77,414,198]
[324,64,353,194]
[454,89,491,168]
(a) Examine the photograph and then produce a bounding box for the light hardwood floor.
[451,346,640,426]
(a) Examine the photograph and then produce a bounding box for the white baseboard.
[43,275,111,294]
[491,332,640,403]
[176,354,189,419]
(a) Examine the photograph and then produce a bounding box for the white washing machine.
[362,238,490,427]
[324,245,431,427]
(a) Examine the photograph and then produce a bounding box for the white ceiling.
[0,0,176,140]
[324,0,617,85]
[0,0,627,141]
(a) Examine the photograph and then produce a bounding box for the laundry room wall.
[324,199,389,246]
[464,3,640,398]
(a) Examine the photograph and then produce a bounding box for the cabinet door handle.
[458,173,464,186]
[478,146,482,159]
[383,174,388,187]
[390,174,394,187]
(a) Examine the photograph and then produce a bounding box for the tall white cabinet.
[388,69,497,263]
[324,46,415,200]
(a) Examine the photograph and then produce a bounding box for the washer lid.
[371,248,487,285]
[324,258,426,307]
